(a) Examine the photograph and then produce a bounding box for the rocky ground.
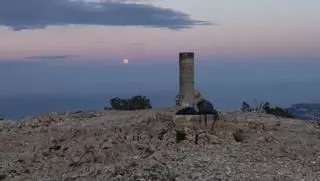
[0,109,319,181]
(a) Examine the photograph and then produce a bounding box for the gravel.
[0,109,319,181]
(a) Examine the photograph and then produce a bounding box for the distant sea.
[0,92,175,120]
[1,81,320,120]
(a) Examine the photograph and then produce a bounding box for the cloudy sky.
[0,0,319,62]
[1,0,320,117]
[1,0,320,97]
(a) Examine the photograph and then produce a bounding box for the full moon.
[122,59,129,64]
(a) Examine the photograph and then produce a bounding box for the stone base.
[174,115,215,130]
[175,90,203,108]
[174,115,199,129]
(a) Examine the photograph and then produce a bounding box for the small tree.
[110,97,130,110]
[240,99,294,118]
[241,101,251,112]
[109,95,152,110]
[269,106,294,118]
[129,95,152,110]
[262,102,271,114]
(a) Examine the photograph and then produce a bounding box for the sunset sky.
[1,0,320,118]
[1,0,319,62]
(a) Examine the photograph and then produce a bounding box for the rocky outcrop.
[0,110,319,181]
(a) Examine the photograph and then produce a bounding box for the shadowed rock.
[175,107,198,115]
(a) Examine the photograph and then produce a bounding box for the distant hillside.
[286,103,320,121]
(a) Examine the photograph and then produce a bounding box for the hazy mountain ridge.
[286,103,320,121]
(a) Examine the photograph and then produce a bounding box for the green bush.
[129,95,152,110]
[110,97,130,110]
[241,101,294,118]
[109,95,152,110]
[268,106,294,118]
[241,101,251,112]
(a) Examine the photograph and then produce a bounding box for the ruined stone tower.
[176,52,196,107]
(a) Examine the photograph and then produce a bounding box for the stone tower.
[176,52,196,107]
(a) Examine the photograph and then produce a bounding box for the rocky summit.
[0,109,319,181]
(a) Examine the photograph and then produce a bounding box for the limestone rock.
[0,110,319,181]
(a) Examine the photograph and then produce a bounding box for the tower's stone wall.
[177,52,196,107]
[179,52,194,96]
